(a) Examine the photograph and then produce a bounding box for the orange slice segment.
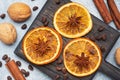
[63,38,102,77]
[54,2,92,38]
[22,27,63,65]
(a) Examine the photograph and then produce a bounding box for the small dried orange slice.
[63,38,102,77]
[54,2,92,38]
[22,27,63,65]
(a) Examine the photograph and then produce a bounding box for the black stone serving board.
[14,0,120,80]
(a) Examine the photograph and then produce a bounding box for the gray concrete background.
[0,0,120,80]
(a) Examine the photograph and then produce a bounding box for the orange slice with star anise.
[22,27,63,65]
[54,2,92,38]
[63,38,102,77]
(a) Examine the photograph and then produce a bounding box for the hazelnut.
[115,48,120,65]
[7,2,31,22]
[0,23,17,45]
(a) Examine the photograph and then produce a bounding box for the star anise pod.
[74,53,90,71]
[33,38,51,56]
[66,14,82,27]
[65,13,86,33]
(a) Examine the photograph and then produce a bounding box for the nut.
[115,48,120,65]
[7,2,31,22]
[0,23,17,45]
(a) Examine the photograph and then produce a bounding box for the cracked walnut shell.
[0,23,17,45]
[7,2,31,22]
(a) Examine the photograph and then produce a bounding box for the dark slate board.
[14,0,120,80]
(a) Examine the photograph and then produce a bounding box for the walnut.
[0,23,17,45]
[7,2,31,22]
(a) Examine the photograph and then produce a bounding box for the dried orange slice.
[63,38,102,77]
[54,2,92,38]
[22,27,63,65]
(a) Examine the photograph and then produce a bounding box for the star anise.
[65,14,86,33]
[66,14,82,27]
[74,53,90,71]
[33,38,51,56]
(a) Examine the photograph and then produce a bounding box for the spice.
[54,75,60,80]
[33,6,38,11]
[93,0,112,23]
[74,53,90,70]
[56,59,63,64]
[62,67,67,74]
[107,0,120,30]
[110,9,120,30]
[40,16,49,26]
[0,61,2,67]
[33,38,51,56]
[101,34,107,41]
[68,15,82,27]
[2,54,8,60]
[64,14,84,34]
[21,69,26,75]
[24,71,30,77]
[100,46,105,52]
[16,61,21,67]
[0,14,6,19]
[28,64,33,71]
[56,66,62,71]
[95,34,107,41]
[97,26,105,32]
[41,16,47,23]
[21,24,27,30]
[7,76,12,80]
[43,21,49,26]
[54,0,60,4]
[6,60,26,80]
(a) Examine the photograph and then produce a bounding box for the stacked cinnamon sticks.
[93,0,120,30]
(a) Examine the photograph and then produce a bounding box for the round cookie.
[7,2,31,22]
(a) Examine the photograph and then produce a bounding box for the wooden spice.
[6,60,26,80]
[107,0,120,29]
[93,0,112,23]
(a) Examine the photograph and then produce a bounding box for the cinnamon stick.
[110,8,120,29]
[93,0,112,23]
[107,0,120,29]
[6,60,26,80]
[107,0,120,23]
